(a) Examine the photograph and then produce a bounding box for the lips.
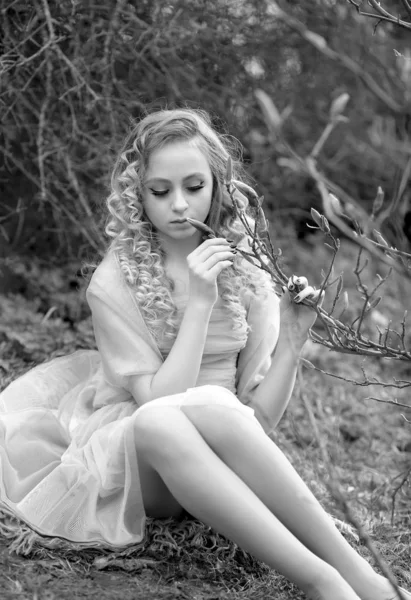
[171,218,188,223]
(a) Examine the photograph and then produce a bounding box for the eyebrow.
[145,173,205,185]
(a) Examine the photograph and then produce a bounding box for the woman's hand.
[187,237,236,306]
[279,276,323,351]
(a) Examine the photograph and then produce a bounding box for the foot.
[357,573,411,600]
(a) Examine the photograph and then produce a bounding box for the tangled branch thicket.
[0,0,270,259]
[2,1,411,263]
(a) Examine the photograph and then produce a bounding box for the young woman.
[0,109,408,600]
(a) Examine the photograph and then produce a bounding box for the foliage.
[1,0,411,262]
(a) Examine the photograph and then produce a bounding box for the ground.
[0,250,410,599]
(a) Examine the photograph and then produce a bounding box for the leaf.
[327,193,343,216]
[185,218,216,238]
[372,187,384,215]
[299,357,316,370]
[232,179,259,199]
[368,296,382,310]
[330,93,350,120]
[342,291,349,311]
[336,274,343,296]
[373,230,389,247]
[304,31,328,50]
[256,211,270,236]
[321,215,330,234]
[255,89,282,133]
[311,208,323,227]
[277,157,300,171]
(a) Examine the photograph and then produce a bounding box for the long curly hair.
[101,108,272,346]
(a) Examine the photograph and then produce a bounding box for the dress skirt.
[0,349,260,549]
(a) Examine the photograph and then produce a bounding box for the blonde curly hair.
[103,108,273,347]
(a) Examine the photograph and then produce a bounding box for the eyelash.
[150,185,204,197]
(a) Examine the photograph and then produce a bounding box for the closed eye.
[150,189,168,196]
[187,185,204,192]
[150,185,204,196]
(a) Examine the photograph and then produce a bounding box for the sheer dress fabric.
[0,250,280,548]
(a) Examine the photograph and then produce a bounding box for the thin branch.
[307,157,410,278]
[297,367,407,600]
[300,358,411,392]
[0,144,104,255]
[400,0,411,20]
[274,5,403,112]
[347,0,411,31]
[365,396,411,410]
[390,465,411,526]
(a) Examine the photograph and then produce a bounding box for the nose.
[171,187,189,212]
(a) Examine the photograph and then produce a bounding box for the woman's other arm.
[129,299,213,404]
[250,330,304,433]
[246,287,320,434]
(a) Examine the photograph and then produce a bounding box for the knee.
[133,407,176,448]
[133,406,191,461]
[181,402,252,448]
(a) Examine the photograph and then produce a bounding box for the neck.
[159,232,203,265]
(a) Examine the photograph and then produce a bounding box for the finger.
[305,288,325,304]
[191,238,232,260]
[196,238,232,254]
[199,237,231,247]
[202,249,237,270]
[287,275,308,292]
[197,244,236,264]
[294,286,317,303]
[207,259,235,278]
[294,276,308,289]
[287,276,297,291]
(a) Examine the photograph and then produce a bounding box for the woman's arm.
[249,328,305,433]
[248,287,320,434]
[147,299,213,401]
[129,237,236,405]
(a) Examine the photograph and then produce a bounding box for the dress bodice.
[157,293,248,393]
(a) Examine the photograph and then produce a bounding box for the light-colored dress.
[0,250,280,549]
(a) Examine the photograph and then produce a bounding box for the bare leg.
[134,406,359,600]
[180,404,411,600]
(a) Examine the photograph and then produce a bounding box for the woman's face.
[142,139,213,241]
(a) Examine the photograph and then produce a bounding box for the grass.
[0,242,410,599]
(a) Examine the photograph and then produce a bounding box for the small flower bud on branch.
[330,93,350,120]
[311,208,323,228]
[185,218,216,238]
[255,89,282,136]
[328,193,344,216]
[372,186,384,216]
